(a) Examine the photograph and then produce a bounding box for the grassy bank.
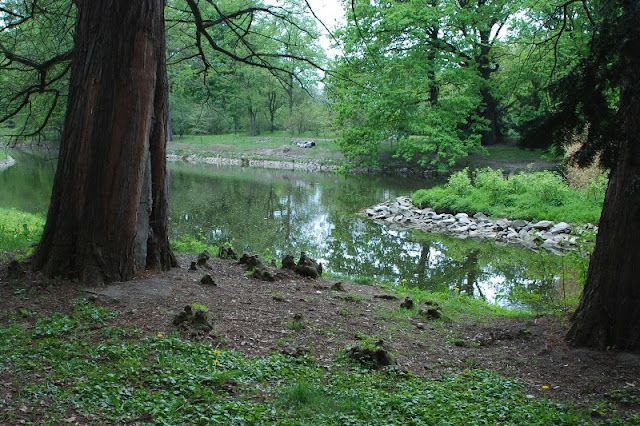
[0,208,44,261]
[0,299,601,425]
[413,168,605,224]
[169,132,344,166]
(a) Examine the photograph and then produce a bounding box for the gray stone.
[495,219,509,229]
[532,220,554,230]
[510,219,529,229]
[549,222,571,234]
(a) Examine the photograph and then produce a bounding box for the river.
[1,149,572,309]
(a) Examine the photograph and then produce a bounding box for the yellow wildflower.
[156,333,163,338]
[541,385,550,390]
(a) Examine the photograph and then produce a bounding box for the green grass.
[413,168,604,224]
[0,299,615,424]
[171,132,341,153]
[0,150,7,161]
[0,208,45,261]
[168,132,345,167]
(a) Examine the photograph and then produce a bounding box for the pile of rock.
[365,197,597,254]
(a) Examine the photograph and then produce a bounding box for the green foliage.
[0,302,606,424]
[170,233,219,256]
[412,168,604,224]
[329,0,528,171]
[0,208,45,261]
[0,0,74,138]
[165,0,329,138]
[287,317,306,332]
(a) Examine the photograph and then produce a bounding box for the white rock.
[549,222,571,234]
[532,220,554,230]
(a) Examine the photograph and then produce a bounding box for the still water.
[2,149,567,309]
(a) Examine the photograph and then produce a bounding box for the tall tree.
[1,0,327,282]
[517,0,640,350]
[563,0,640,351]
[31,0,176,283]
[330,0,517,171]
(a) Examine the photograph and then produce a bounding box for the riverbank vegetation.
[412,168,605,224]
[0,208,44,261]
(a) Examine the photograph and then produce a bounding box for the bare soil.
[1,255,639,419]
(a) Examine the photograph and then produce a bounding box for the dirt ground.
[1,255,639,420]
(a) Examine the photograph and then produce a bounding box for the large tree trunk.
[32,0,176,284]
[566,1,640,351]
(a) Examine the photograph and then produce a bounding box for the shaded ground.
[1,255,639,420]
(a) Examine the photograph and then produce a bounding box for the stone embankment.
[167,154,338,172]
[0,155,16,170]
[365,196,598,254]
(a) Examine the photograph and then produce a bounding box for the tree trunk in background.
[288,74,294,136]
[32,0,176,284]
[478,29,499,146]
[566,0,640,351]
[248,106,258,136]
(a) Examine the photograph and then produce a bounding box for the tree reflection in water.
[168,163,569,309]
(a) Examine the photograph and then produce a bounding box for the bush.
[446,168,474,195]
[412,168,604,224]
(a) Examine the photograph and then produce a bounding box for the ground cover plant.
[412,168,605,224]
[0,208,44,261]
[0,299,604,424]
[1,248,639,424]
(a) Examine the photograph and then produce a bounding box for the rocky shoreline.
[0,155,16,170]
[167,154,339,172]
[365,196,597,254]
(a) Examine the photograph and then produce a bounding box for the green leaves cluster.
[412,167,605,224]
[166,0,329,137]
[0,0,75,139]
[328,0,520,171]
[328,0,602,171]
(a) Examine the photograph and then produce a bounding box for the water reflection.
[169,163,567,308]
[0,149,57,213]
[1,152,570,309]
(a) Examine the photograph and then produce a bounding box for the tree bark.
[288,74,294,136]
[477,29,499,146]
[32,0,176,284]
[566,0,640,351]
[248,106,258,136]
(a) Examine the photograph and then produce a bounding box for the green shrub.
[446,168,474,196]
[412,168,604,224]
